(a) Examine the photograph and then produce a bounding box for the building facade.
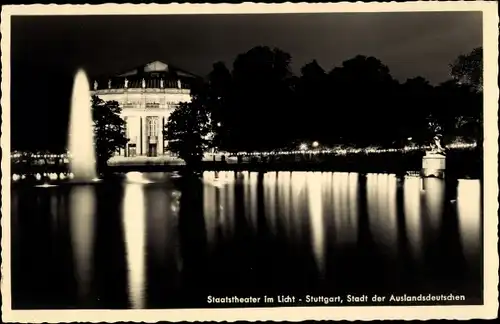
[90,61,198,157]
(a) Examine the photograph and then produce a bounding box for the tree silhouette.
[398,76,435,144]
[164,90,213,167]
[230,46,295,151]
[206,62,233,150]
[450,46,483,92]
[434,80,482,142]
[328,55,398,146]
[91,95,128,173]
[180,46,483,156]
[295,60,329,143]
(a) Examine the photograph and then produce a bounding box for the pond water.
[11,171,483,309]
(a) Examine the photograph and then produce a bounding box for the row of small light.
[447,142,478,149]
[12,172,74,182]
[231,142,476,157]
[11,153,67,159]
[10,142,476,160]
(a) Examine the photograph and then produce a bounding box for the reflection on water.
[457,179,482,264]
[122,180,146,309]
[11,171,484,309]
[291,172,306,241]
[244,172,258,233]
[403,176,423,261]
[203,173,219,251]
[263,172,277,235]
[307,172,325,275]
[366,174,398,255]
[69,185,96,303]
[203,171,237,242]
[423,178,445,235]
[331,172,359,247]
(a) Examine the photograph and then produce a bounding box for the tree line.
[165,46,483,165]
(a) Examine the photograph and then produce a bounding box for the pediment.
[117,61,169,77]
[113,61,199,80]
[144,61,169,72]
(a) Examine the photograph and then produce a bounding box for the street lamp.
[312,141,319,148]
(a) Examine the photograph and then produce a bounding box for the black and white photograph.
[1,2,498,322]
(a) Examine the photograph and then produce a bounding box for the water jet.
[68,69,98,182]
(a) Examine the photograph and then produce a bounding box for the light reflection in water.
[50,194,59,233]
[203,171,237,240]
[422,178,445,234]
[263,172,278,234]
[332,173,341,244]
[278,171,292,237]
[376,175,388,245]
[126,171,152,184]
[203,172,218,250]
[342,173,359,244]
[291,172,307,240]
[321,173,333,246]
[146,186,178,267]
[348,173,359,244]
[226,173,236,236]
[404,176,423,261]
[223,172,236,238]
[366,173,398,255]
[244,172,258,232]
[338,173,349,242]
[456,179,482,263]
[218,173,228,234]
[332,173,343,245]
[12,170,484,309]
[69,185,96,302]
[331,172,359,246]
[385,175,398,253]
[307,172,325,275]
[122,181,146,309]
[200,171,478,284]
[365,174,376,239]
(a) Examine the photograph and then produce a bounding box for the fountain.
[68,69,98,182]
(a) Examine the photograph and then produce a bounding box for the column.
[162,117,167,155]
[139,117,143,155]
[121,117,127,157]
[142,116,148,156]
[158,116,164,155]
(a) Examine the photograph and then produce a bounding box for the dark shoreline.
[11,148,482,181]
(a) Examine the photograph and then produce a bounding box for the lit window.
[148,117,158,137]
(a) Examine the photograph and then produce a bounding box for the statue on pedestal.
[177,80,181,89]
[425,117,446,156]
[422,133,447,178]
[430,134,446,156]
[124,78,129,88]
[142,78,146,88]
[160,79,164,88]
[108,79,112,89]
[93,80,98,90]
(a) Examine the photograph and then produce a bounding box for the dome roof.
[92,60,201,90]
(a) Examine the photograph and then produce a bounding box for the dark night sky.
[10,11,482,150]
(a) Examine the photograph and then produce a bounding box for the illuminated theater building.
[91,61,199,157]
